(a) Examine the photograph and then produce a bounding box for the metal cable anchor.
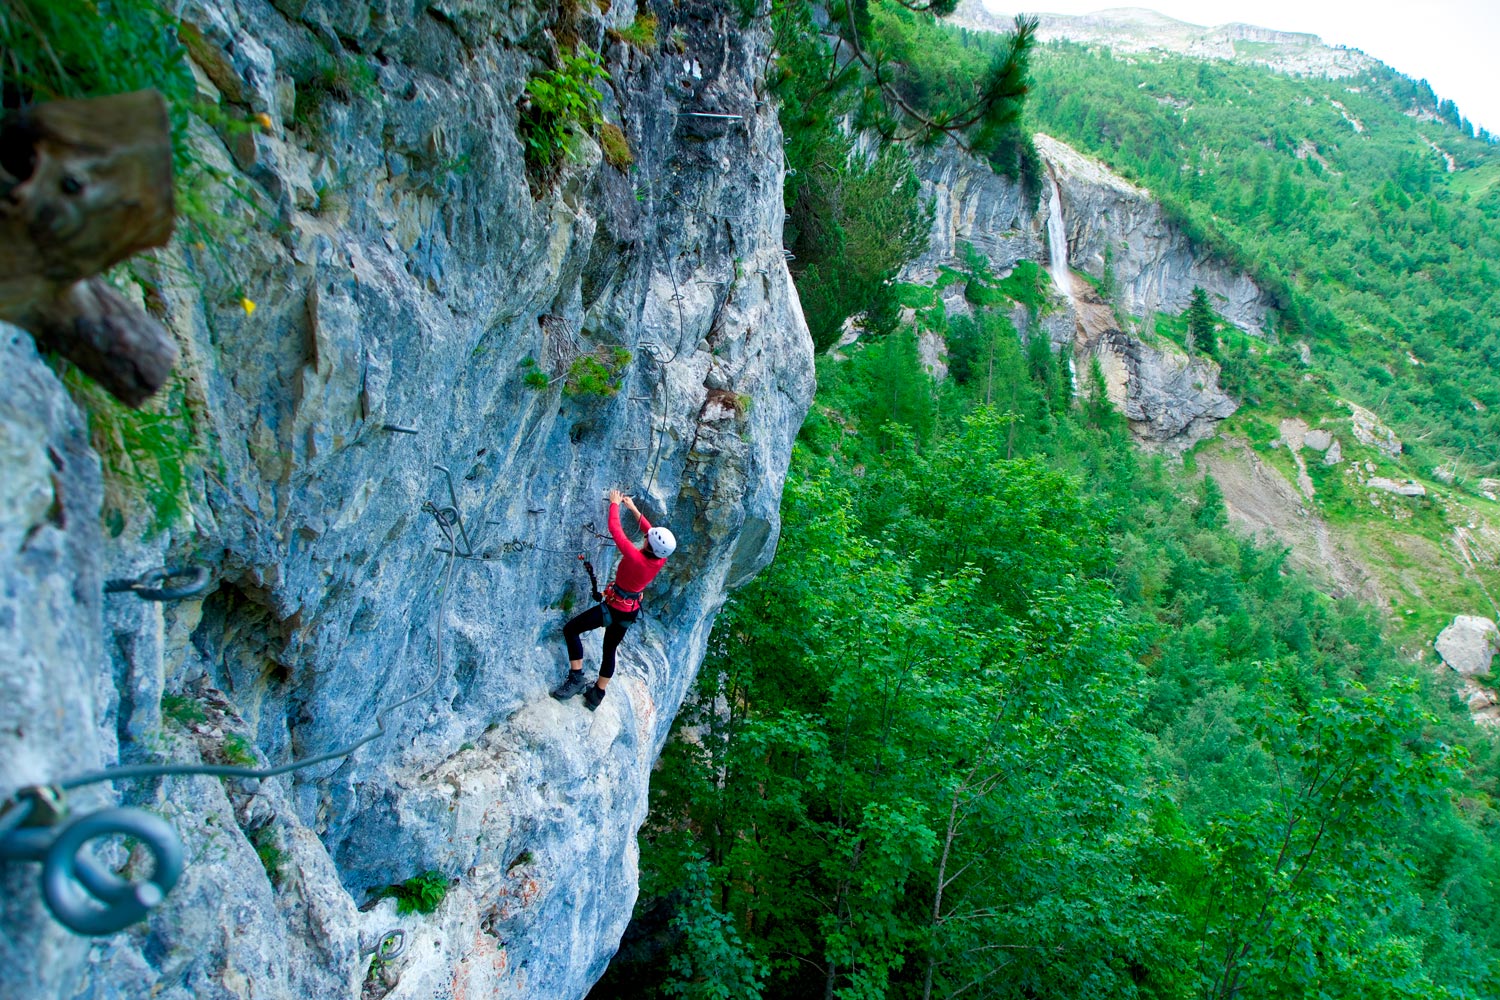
[426,464,477,557]
[104,565,211,602]
[366,928,407,961]
[0,786,184,936]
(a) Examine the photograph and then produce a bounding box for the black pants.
[563,603,639,679]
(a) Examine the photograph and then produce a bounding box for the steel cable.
[31,515,461,796]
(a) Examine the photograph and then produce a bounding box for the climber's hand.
[608,488,624,505]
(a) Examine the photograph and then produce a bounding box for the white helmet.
[647,526,676,558]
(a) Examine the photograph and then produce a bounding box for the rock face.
[0,3,814,999]
[1436,616,1500,677]
[1033,134,1273,335]
[903,131,1264,446]
[1368,477,1427,497]
[1071,287,1236,449]
[952,1,1375,79]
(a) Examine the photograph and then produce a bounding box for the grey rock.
[952,1,1375,79]
[1436,616,1500,677]
[1368,477,1426,497]
[1303,429,1333,452]
[1346,401,1403,458]
[902,131,1264,446]
[1033,134,1273,335]
[0,2,812,999]
[1322,438,1342,465]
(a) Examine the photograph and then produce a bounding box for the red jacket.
[608,503,665,608]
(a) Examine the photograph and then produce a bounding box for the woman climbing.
[551,488,676,710]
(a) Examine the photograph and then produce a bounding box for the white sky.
[981,1,1500,136]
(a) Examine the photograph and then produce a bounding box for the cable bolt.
[0,786,184,936]
[104,565,211,602]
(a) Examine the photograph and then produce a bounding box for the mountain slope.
[919,8,1500,654]
[956,2,1376,78]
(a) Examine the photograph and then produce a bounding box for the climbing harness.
[603,583,644,614]
[1,481,464,937]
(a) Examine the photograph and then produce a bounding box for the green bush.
[250,825,285,888]
[520,355,553,390]
[611,11,657,49]
[220,733,256,768]
[290,54,377,130]
[160,692,206,726]
[64,369,203,536]
[564,346,630,398]
[600,121,633,170]
[375,870,450,915]
[519,45,609,182]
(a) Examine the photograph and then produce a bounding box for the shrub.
[520,356,553,390]
[64,368,203,536]
[610,11,657,48]
[519,45,609,183]
[161,692,206,726]
[564,346,631,398]
[375,870,450,915]
[221,733,257,767]
[250,825,285,887]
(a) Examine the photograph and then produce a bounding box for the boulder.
[1435,616,1500,677]
[1303,429,1333,452]
[1368,477,1426,497]
[1346,401,1403,458]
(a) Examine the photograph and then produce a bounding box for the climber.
[551,488,676,710]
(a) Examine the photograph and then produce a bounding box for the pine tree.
[1186,286,1217,357]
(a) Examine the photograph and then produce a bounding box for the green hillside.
[1025,39,1500,474]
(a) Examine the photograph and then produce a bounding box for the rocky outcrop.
[900,142,1041,287]
[1445,617,1500,724]
[1368,477,1427,497]
[1072,288,1236,449]
[952,1,1375,79]
[1033,134,1272,335]
[1346,400,1404,458]
[1436,616,1500,677]
[0,2,814,999]
[903,130,1264,446]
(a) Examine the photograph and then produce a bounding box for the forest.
[596,2,1500,998]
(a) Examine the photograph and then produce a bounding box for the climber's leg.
[595,621,631,689]
[553,605,605,699]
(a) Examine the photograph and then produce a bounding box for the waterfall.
[1046,175,1073,304]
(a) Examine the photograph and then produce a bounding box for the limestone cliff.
[0,2,814,998]
[902,131,1264,447]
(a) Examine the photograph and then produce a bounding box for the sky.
[980,0,1500,136]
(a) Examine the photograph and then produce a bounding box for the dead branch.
[0,90,177,406]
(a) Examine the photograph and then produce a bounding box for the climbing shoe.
[551,670,591,700]
[583,685,606,711]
